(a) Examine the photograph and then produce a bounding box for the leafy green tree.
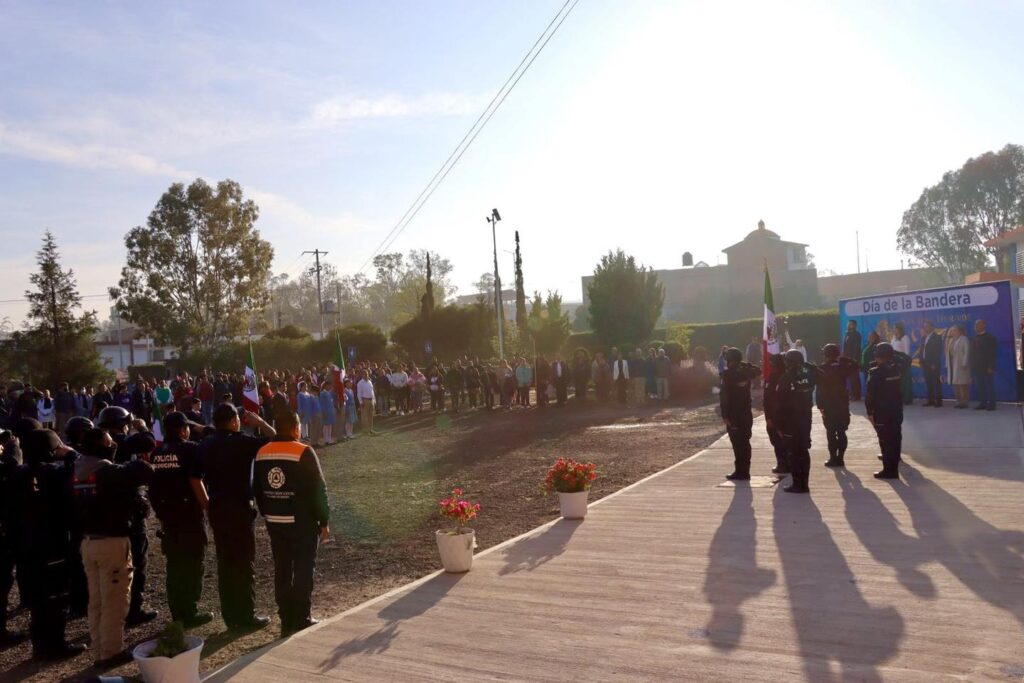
[527,291,570,354]
[391,304,495,361]
[514,231,527,329]
[262,324,311,340]
[587,250,664,349]
[15,231,107,388]
[111,179,274,351]
[897,144,1024,282]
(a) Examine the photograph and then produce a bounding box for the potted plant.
[436,487,481,573]
[132,621,204,683]
[544,457,598,520]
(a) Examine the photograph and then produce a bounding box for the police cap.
[64,416,94,445]
[822,343,840,359]
[162,411,189,436]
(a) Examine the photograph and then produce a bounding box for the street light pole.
[488,208,504,358]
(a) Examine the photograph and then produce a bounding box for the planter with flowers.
[544,457,598,520]
[436,488,481,573]
[133,621,203,683]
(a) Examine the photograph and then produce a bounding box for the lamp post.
[487,208,504,358]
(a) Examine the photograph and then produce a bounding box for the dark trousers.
[23,552,69,654]
[209,506,257,628]
[874,415,903,475]
[451,388,463,412]
[575,381,588,402]
[161,527,206,622]
[767,427,789,472]
[615,379,626,403]
[517,386,530,407]
[430,390,444,412]
[974,371,995,407]
[727,419,753,476]
[266,523,319,629]
[129,524,148,615]
[536,382,549,407]
[483,387,494,409]
[822,411,850,460]
[924,365,942,405]
[847,372,861,400]
[0,538,15,632]
[68,531,88,615]
[782,422,812,489]
[554,379,568,404]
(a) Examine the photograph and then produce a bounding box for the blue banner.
[839,281,1016,402]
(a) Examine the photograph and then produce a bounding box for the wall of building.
[817,268,946,306]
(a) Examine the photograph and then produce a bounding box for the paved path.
[210,404,1024,682]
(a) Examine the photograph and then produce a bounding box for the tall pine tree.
[420,252,435,318]
[514,231,527,330]
[17,231,107,388]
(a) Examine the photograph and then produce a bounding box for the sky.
[1,0,1023,327]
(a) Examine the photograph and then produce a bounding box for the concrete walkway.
[210,404,1024,682]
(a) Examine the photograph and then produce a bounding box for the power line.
[0,293,109,305]
[357,0,581,273]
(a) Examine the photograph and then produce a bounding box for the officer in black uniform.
[719,347,762,481]
[254,411,330,635]
[149,411,214,627]
[776,349,819,493]
[192,403,275,631]
[866,342,904,479]
[96,406,158,625]
[14,429,87,660]
[63,416,93,618]
[0,428,27,645]
[762,354,790,475]
[817,344,859,469]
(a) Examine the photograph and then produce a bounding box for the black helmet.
[64,416,94,446]
[784,349,804,368]
[874,342,894,360]
[768,353,786,370]
[822,343,840,359]
[96,405,132,430]
[724,347,743,365]
[162,411,189,437]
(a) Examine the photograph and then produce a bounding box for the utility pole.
[856,231,861,274]
[303,249,328,339]
[487,209,504,358]
[335,281,342,328]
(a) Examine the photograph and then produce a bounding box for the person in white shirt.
[356,370,378,436]
[389,366,410,416]
[890,322,913,404]
[37,389,56,428]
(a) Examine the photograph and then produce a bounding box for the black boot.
[725,472,751,481]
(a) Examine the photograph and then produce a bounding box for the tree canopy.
[111,178,274,351]
[12,231,107,388]
[527,291,570,354]
[586,250,664,349]
[390,304,495,362]
[897,143,1024,282]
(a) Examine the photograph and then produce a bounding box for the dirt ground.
[0,397,726,682]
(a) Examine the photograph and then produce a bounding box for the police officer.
[74,427,153,666]
[719,347,761,481]
[762,354,790,475]
[15,429,86,660]
[0,428,27,645]
[192,403,276,631]
[149,411,214,627]
[254,411,330,635]
[64,415,94,618]
[866,342,904,479]
[817,344,859,469]
[776,349,818,493]
[96,405,158,626]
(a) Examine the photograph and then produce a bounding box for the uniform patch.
[267,467,286,490]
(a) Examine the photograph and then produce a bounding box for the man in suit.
[917,321,944,407]
[970,319,998,410]
[550,355,569,405]
[842,320,863,400]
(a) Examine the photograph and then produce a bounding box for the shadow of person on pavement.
[702,484,776,651]
[318,571,465,672]
[773,488,904,682]
[891,464,1024,628]
[834,469,936,598]
[498,519,580,576]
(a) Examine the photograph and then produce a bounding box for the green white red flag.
[151,395,164,444]
[331,330,346,402]
[243,339,260,412]
[763,265,779,378]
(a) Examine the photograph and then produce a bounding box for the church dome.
[745,219,779,240]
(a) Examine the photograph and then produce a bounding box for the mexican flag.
[243,339,260,413]
[151,397,164,444]
[331,330,346,403]
[763,266,780,379]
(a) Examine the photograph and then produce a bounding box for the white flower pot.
[558,490,590,519]
[133,635,203,683]
[435,529,475,573]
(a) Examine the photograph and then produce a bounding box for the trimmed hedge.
[565,309,839,362]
